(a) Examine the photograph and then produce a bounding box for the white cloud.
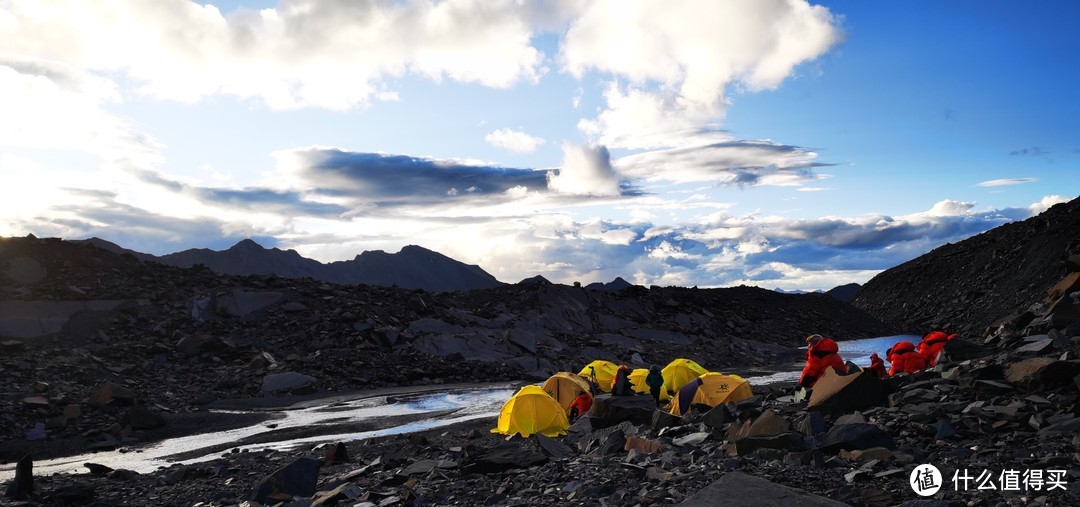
[0,0,544,110]
[976,177,1037,187]
[1028,195,1067,214]
[925,199,974,217]
[547,144,622,196]
[0,57,161,164]
[614,139,824,185]
[565,0,841,148]
[484,128,546,153]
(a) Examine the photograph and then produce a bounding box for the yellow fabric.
[660,358,709,402]
[491,385,570,438]
[668,372,753,416]
[577,360,619,393]
[541,372,592,411]
[628,368,651,394]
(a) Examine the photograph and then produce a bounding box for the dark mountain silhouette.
[122,239,503,292]
[852,196,1080,335]
[825,283,860,303]
[586,276,634,291]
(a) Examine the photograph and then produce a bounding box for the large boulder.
[260,372,316,395]
[1006,358,1080,390]
[248,457,321,503]
[463,442,547,474]
[807,370,889,415]
[587,394,656,429]
[820,423,896,453]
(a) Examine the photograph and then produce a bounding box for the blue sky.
[1,0,1077,290]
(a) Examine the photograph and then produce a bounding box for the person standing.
[645,365,664,406]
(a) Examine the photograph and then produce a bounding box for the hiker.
[798,334,847,388]
[610,365,632,396]
[645,365,664,406]
[867,353,887,379]
[568,391,592,420]
[917,331,953,366]
[887,340,929,375]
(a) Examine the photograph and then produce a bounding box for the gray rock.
[672,432,711,447]
[463,442,547,474]
[4,455,33,499]
[248,457,321,503]
[821,423,896,453]
[260,372,316,394]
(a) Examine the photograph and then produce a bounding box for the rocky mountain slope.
[88,237,504,292]
[852,196,1080,336]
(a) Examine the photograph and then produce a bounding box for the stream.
[0,334,917,480]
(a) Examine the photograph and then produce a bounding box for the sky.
[1,0,1078,291]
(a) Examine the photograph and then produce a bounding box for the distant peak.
[230,239,265,250]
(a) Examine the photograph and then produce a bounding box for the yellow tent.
[660,358,709,402]
[669,372,753,416]
[541,372,593,412]
[578,360,619,393]
[628,368,651,394]
[491,385,570,438]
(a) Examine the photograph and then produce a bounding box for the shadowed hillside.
[852,196,1080,335]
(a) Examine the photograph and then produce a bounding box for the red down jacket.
[888,340,929,376]
[799,337,847,388]
[867,353,887,379]
[917,331,953,366]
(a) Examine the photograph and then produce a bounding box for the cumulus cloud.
[1028,195,1068,214]
[547,144,623,196]
[484,128,546,153]
[566,0,841,149]
[977,177,1037,187]
[0,0,544,110]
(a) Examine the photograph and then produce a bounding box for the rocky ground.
[2,239,1080,505]
[0,234,893,464]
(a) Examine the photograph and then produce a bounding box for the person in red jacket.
[799,334,847,388]
[887,340,929,375]
[917,331,952,366]
[867,353,887,379]
[568,391,592,420]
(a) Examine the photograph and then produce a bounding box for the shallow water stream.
[0,334,917,480]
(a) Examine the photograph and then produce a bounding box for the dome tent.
[668,372,753,416]
[490,385,570,438]
[660,358,710,402]
[578,360,620,393]
[541,372,593,412]
[628,368,651,394]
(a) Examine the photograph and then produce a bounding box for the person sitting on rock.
[610,365,632,396]
[645,365,664,406]
[568,391,592,420]
[887,340,929,375]
[798,334,847,388]
[867,353,887,379]
[916,330,953,366]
